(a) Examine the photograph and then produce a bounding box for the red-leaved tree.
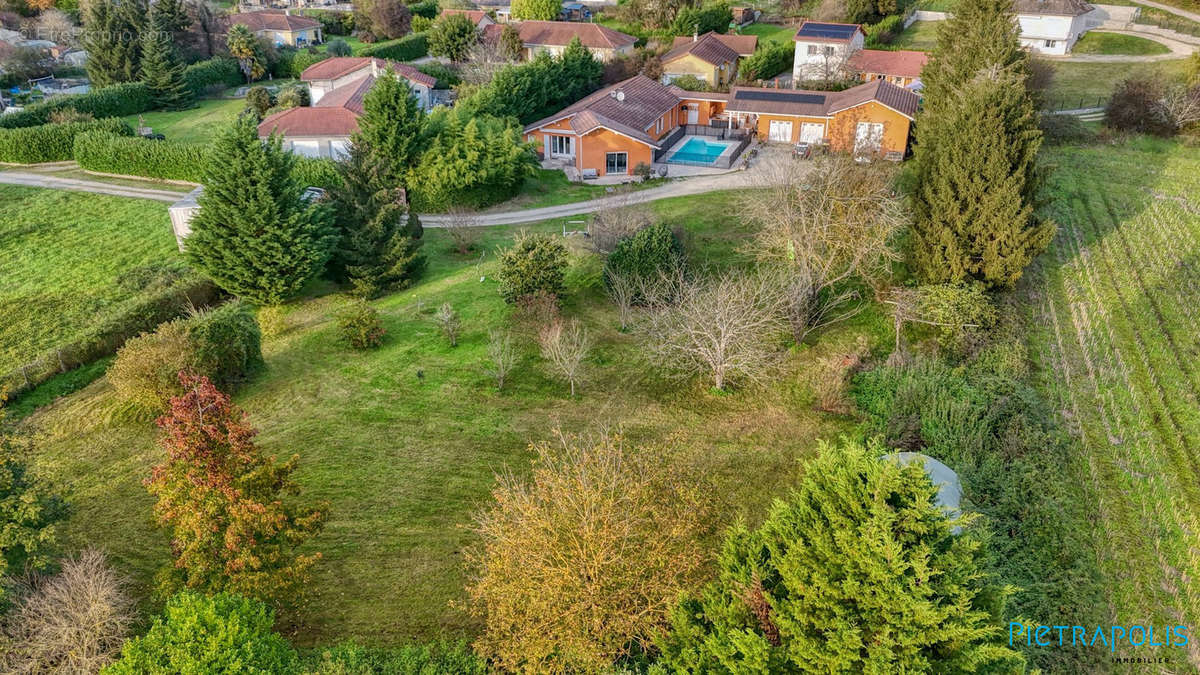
[146,373,326,605]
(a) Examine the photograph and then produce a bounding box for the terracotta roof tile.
[726,78,918,119]
[517,20,636,49]
[300,56,436,88]
[441,9,492,25]
[662,32,740,66]
[847,49,928,78]
[669,32,757,57]
[227,10,321,32]
[524,75,680,147]
[258,106,359,138]
[827,78,919,118]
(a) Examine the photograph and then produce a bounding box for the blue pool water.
[668,137,736,165]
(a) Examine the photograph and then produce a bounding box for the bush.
[417,61,461,88]
[603,222,683,293]
[188,301,263,389]
[246,86,274,117]
[358,32,428,61]
[670,3,731,36]
[496,232,569,304]
[276,84,309,109]
[864,14,903,46]
[337,299,385,349]
[0,118,131,163]
[407,113,535,212]
[411,14,434,32]
[102,592,297,674]
[1106,75,1175,136]
[408,0,438,18]
[0,82,154,129]
[108,319,197,411]
[293,155,342,189]
[73,131,208,182]
[738,41,793,82]
[326,38,353,56]
[1039,112,1096,145]
[304,641,485,674]
[287,49,332,79]
[182,58,243,97]
[668,74,708,91]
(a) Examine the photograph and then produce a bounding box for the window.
[1044,40,1057,48]
[807,45,819,55]
[605,152,628,174]
[823,45,834,55]
[550,135,573,157]
[655,117,663,134]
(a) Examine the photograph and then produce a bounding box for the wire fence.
[1043,96,1107,113]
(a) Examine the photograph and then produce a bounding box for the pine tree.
[911,67,1054,287]
[186,115,335,306]
[657,438,1024,673]
[140,2,194,111]
[146,375,326,603]
[354,69,426,186]
[82,0,147,86]
[559,37,603,104]
[329,143,426,297]
[910,0,1052,288]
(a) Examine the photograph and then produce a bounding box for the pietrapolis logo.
[1009,623,1189,651]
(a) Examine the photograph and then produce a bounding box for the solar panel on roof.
[735,90,826,105]
[795,22,858,40]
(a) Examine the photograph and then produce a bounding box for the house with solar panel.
[791,20,864,82]
[522,73,919,179]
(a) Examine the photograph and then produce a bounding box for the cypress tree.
[911,0,1052,288]
[329,143,426,297]
[83,0,146,86]
[657,439,1024,672]
[141,2,194,111]
[354,69,426,186]
[186,115,336,306]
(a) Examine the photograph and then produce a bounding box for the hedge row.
[358,32,428,61]
[409,0,438,18]
[74,131,208,182]
[739,42,793,82]
[280,50,331,79]
[0,82,155,129]
[293,155,341,190]
[183,58,243,96]
[0,118,133,164]
[0,275,223,399]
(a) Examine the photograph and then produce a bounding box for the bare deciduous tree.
[605,268,637,331]
[445,208,482,255]
[484,329,518,391]
[2,549,134,674]
[1163,84,1200,130]
[637,269,788,391]
[434,302,460,347]
[744,155,903,343]
[587,199,655,255]
[538,318,590,397]
[461,39,514,85]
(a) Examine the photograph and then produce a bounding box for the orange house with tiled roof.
[661,31,758,88]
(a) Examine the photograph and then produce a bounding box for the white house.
[792,21,865,82]
[1014,0,1095,55]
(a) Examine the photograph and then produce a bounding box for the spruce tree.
[83,0,146,86]
[329,143,426,297]
[559,37,603,104]
[355,69,426,187]
[911,0,1052,288]
[186,115,335,306]
[141,2,194,111]
[911,67,1054,286]
[657,439,1024,673]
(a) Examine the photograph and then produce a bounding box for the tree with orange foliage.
[146,374,326,605]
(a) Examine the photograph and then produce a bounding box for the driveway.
[1131,0,1200,23]
[1049,28,1197,61]
[0,170,187,202]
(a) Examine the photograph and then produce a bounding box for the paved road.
[1131,0,1200,24]
[0,171,186,202]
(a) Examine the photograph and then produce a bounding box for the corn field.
[1030,142,1200,671]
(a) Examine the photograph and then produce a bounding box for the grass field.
[0,186,181,374]
[1043,58,1192,109]
[891,20,940,51]
[1071,31,1171,55]
[21,189,883,646]
[318,36,368,54]
[490,169,662,211]
[1028,138,1200,660]
[739,22,797,44]
[123,96,246,144]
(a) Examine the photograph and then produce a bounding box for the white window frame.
[854,121,884,155]
[605,152,628,174]
[549,134,573,157]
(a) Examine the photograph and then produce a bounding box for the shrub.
[466,432,715,673]
[668,74,708,91]
[73,131,208,182]
[1106,75,1175,136]
[187,301,263,389]
[428,14,477,61]
[408,0,438,19]
[670,3,731,36]
[0,118,131,163]
[276,84,310,108]
[358,32,428,61]
[103,592,297,674]
[864,14,902,46]
[107,319,198,410]
[496,232,569,304]
[337,299,386,349]
[1,550,133,674]
[0,82,155,129]
[287,49,331,78]
[1039,112,1096,145]
[406,112,535,212]
[0,416,66,608]
[657,438,1024,673]
[304,640,485,674]
[246,85,274,118]
[603,222,683,295]
[326,38,353,56]
[293,155,341,189]
[738,41,793,82]
[411,14,434,32]
[416,61,460,88]
[182,58,242,97]
[433,302,460,347]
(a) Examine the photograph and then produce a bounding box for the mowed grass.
[740,22,797,44]
[891,20,940,51]
[22,190,885,646]
[1027,138,1200,653]
[123,96,247,144]
[1071,31,1171,56]
[1042,58,1192,109]
[0,186,181,373]
[489,169,663,211]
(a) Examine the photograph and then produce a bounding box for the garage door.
[290,141,321,158]
[768,120,793,143]
[800,122,824,143]
[855,122,884,155]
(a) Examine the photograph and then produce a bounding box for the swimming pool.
[667,136,738,165]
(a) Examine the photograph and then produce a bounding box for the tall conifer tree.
[354,69,426,186]
[186,115,335,305]
[141,2,194,110]
[83,0,147,86]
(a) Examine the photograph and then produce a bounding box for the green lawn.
[490,169,663,211]
[0,186,181,373]
[123,96,247,144]
[318,36,368,54]
[21,189,885,646]
[891,20,939,51]
[1042,58,1192,109]
[1028,138,1200,639]
[1071,30,1171,55]
[739,22,796,45]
